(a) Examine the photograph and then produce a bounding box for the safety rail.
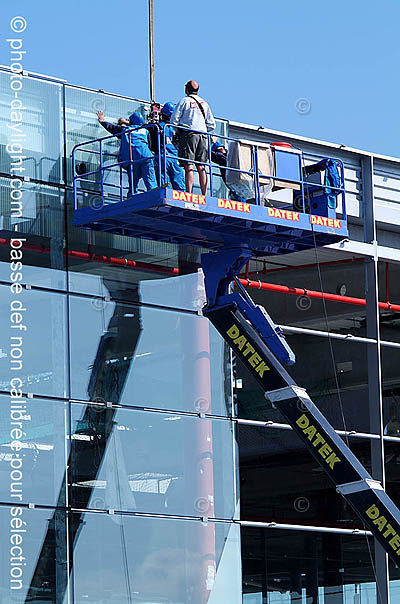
[72,124,347,219]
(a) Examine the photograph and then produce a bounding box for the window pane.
[378,261,400,343]
[65,86,151,186]
[384,438,400,541]
[70,404,237,519]
[66,194,206,310]
[242,527,376,603]
[0,179,66,290]
[240,256,367,336]
[0,72,62,183]
[239,424,371,529]
[0,395,67,506]
[382,346,400,438]
[0,286,68,398]
[0,506,68,603]
[237,333,371,433]
[72,511,241,603]
[69,296,232,416]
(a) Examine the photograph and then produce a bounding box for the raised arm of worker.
[97,110,123,136]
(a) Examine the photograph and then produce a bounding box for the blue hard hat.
[161,102,175,117]
[212,141,224,152]
[129,112,144,126]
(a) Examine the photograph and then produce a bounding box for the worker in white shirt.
[170,80,216,195]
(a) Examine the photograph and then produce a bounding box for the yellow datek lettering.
[227,325,240,339]
[255,361,269,377]
[383,524,396,539]
[234,335,247,351]
[389,535,400,551]
[248,352,262,368]
[296,414,309,429]
[243,343,255,357]
[319,443,332,459]
[303,425,316,441]
[326,452,341,469]
[366,505,380,520]
[374,515,387,532]
[312,433,325,447]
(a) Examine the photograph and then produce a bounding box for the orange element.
[310,215,341,228]
[217,198,251,213]
[172,190,206,205]
[267,207,300,222]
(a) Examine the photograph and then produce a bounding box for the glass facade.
[0,66,399,602]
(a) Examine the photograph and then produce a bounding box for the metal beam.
[148,0,155,101]
[363,154,389,604]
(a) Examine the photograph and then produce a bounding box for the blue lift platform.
[72,125,400,565]
[72,126,348,257]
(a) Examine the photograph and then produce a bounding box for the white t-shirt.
[170,94,216,133]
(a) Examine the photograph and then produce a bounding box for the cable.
[304,158,384,603]
[303,158,349,447]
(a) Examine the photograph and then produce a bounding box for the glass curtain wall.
[0,68,240,604]
[1,66,400,603]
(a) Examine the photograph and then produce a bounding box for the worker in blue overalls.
[97,110,157,197]
[148,103,185,191]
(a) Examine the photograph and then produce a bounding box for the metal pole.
[148,0,155,102]
[363,154,389,604]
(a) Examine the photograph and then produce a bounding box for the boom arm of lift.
[201,247,400,566]
[201,247,295,366]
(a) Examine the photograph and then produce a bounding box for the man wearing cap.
[150,102,185,191]
[211,140,248,204]
[170,80,215,195]
[97,110,157,196]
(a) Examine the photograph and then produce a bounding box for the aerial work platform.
[73,186,347,256]
[72,125,347,256]
[70,124,400,566]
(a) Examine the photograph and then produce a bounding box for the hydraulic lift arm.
[202,247,400,565]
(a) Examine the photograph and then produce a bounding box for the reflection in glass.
[0,179,66,289]
[239,424,370,529]
[69,295,231,416]
[242,528,376,603]
[0,285,66,397]
[378,261,400,344]
[240,258,367,337]
[72,511,241,603]
[0,71,62,183]
[237,334,370,433]
[0,285,68,398]
[0,395,67,506]
[65,86,150,186]
[382,347,400,437]
[0,506,68,603]
[70,404,236,519]
[66,217,205,311]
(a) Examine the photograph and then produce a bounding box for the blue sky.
[2,0,398,157]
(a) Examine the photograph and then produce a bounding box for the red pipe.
[0,238,179,276]
[239,278,400,313]
[1,237,399,313]
[242,257,363,278]
[68,249,179,275]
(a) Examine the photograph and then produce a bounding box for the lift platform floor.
[73,187,348,256]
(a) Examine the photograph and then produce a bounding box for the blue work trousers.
[121,153,157,197]
[156,155,185,191]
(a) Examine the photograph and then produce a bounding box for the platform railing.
[72,124,347,219]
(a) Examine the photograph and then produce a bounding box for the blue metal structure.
[71,123,400,568]
[72,126,348,257]
[201,247,296,365]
